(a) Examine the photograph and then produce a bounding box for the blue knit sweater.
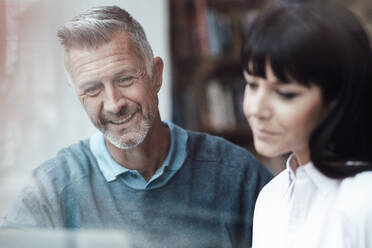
[1,128,272,247]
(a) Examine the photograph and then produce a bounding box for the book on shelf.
[193,0,210,57]
[173,85,200,131]
[230,77,249,127]
[205,80,235,131]
[192,5,255,59]
[206,9,234,58]
[205,78,249,131]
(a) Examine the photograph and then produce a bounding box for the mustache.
[100,104,140,124]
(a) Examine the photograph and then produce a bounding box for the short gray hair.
[57,6,154,75]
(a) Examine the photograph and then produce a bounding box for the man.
[1,6,272,247]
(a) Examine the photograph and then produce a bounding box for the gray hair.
[57,6,154,76]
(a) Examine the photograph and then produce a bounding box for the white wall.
[0,0,170,217]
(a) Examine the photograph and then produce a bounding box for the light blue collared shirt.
[90,121,188,190]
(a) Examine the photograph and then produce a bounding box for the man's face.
[67,32,161,149]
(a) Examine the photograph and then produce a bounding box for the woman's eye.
[277,91,298,100]
[246,81,258,90]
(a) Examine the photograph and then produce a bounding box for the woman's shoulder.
[256,169,289,203]
[339,171,372,200]
[337,171,372,223]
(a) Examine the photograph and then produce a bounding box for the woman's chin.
[254,143,285,158]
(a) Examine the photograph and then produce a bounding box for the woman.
[241,1,372,247]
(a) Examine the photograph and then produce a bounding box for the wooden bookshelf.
[169,0,287,174]
[169,0,270,146]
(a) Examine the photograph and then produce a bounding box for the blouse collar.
[285,154,340,196]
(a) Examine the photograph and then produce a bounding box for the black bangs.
[241,4,314,86]
[241,2,344,89]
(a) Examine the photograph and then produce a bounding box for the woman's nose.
[243,86,272,120]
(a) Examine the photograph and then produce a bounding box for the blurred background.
[0,0,371,217]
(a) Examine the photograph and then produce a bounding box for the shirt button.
[131,173,138,178]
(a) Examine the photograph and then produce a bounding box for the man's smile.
[108,111,137,125]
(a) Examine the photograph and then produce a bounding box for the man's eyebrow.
[113,68,137,78]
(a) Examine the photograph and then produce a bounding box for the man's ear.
[151,57,164,93]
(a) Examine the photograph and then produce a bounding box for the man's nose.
[103,85,125,114]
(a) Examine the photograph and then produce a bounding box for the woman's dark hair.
[241,1,372,178]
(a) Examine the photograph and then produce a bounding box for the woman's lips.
[252,128,280,140]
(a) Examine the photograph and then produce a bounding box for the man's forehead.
[68,33,134,59]
[68,31,134,50]
[67,34,143,74]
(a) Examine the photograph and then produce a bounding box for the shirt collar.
[285,154,340,196]
[90,121,187,184]
[90,131,127,182]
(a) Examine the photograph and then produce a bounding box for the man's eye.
[118,77,134,86]
[85,86,102,96]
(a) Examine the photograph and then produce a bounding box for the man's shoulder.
[185,129,252,159]
[183,127,268,173]
[177,126,273,196]
[165,121,250,157]
[31,139,95,189]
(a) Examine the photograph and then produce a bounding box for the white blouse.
[252,155,372,248]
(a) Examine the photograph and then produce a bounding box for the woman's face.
[243,63,330,165]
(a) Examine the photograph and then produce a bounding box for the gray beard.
[102,107,156,150]
[104,122,152,150]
